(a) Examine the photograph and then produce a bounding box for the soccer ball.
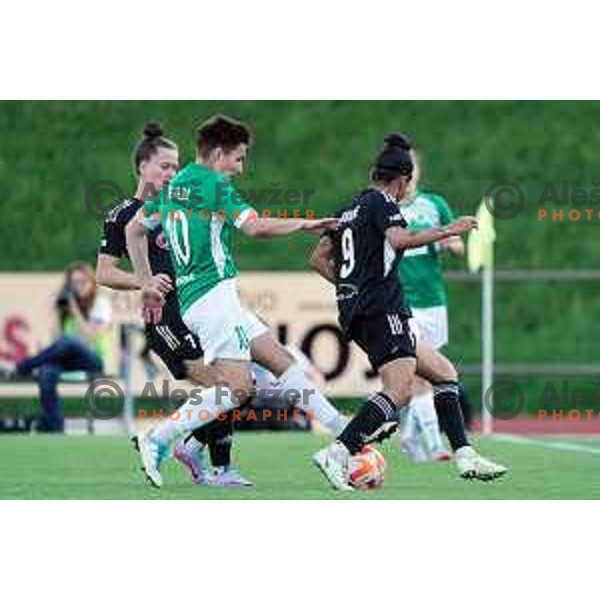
[348,445,386,490]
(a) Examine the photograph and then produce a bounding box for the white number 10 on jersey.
[165,211,191,267]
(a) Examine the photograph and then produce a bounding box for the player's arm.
[239,210,338,238]
[438,235,465,256]
[309,235,335,284]
[96,208,171,292]
[386,217,478,250]
[125,212,169,323]
[125,218,154,282]
[434,194,465,256]
[97,254,172,292]
[96,254,142,291]
[220,181,338,238]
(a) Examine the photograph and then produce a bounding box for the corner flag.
[467,198,496,273]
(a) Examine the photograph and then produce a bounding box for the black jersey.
[329,188,412,331]
[98,197,178,308]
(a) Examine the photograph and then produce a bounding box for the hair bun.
[143,121,164,139]
[383,132,412,151]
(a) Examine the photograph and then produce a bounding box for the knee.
[383,381,413,406]
[38,364,61,382]
[432,361,457,384]
[217,366,253,405]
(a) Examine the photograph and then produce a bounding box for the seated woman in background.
[15,261,112,433]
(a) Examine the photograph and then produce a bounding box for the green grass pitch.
[0,432,598,499]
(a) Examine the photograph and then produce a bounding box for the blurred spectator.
[14,262,112,433]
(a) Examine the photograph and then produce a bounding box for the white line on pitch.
[491,434,600,455]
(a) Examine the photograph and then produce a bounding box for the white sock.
[410,390,446,454]
[275,363,345,435]
[184,435,204,453]
[153,385,238,444]
[401,401,419,441]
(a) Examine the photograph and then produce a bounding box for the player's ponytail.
[371,132,414,183]
[133,121,177,175]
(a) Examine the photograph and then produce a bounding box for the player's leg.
[138,356,252,487]
[314,313,416,490]
[141,323,214,484]
[142,311,252,486]
[180,358,253,486]
[416,341,507,481]
[401,309,449,461]
[400,374,449,461]
[174,366,253,487]
[247,317,347,436]
[137,282,254,487]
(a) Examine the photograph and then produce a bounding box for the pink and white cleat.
[211,467,255,487]
[173,441,213,485]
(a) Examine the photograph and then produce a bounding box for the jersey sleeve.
[216,177,257,229]
[98,201,137,257]
[369,191,407,233]
[432,194,454,226]
[99,216,127,257]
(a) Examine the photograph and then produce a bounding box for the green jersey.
[141,163,255,314]
[398,190,454,309]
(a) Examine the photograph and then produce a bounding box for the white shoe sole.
[135,435,163,488]
[312,450,353,491]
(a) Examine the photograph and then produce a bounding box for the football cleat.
[173,441,213,485]
[211,467,254,487]
[455,446,508,481]
[136,431,168,488]
[313,442,353,491]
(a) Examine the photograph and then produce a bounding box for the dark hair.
[196,115,252,159]
[371,132,414,183]
[133,121,177,175]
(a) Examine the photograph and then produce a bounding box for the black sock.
[434,381,469,452]
[205,415,234,468]
[338,392,397,455]
[189,416,234,468]
[458,383,472,430]
[190,428,209,445]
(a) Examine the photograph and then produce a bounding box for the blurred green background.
[1,100,599,411]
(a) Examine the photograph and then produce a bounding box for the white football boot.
[313,441,353,491]
[455,446,508,481]
[135,431,168,488]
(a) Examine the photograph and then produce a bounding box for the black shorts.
[348,312,416,372]
[145,308,203,380]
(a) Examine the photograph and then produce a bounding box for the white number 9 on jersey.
[340,228,355,279]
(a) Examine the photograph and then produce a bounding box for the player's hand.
[141,283,164,324]
[444,216,478,237]
[150,273,173,294]
[302,217,340,234]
